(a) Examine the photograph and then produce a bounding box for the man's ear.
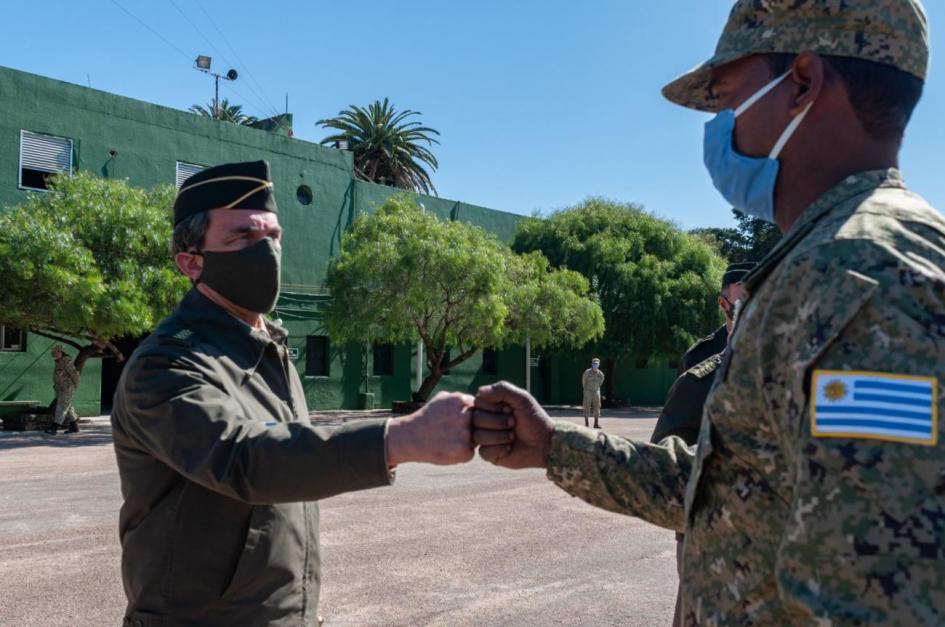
[788,51,825,117]
[174,251,204,283]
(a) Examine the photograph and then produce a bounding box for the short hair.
[764,53,924,143]
[171,211,210,257]
[592,357,601,363]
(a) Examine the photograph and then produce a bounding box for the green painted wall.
[0,65,677,414]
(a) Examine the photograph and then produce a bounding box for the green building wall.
[0,65,677,414]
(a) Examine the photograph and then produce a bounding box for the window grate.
[20,130,73,190]
[176,161,205,189]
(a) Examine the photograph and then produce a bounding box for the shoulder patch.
[811,370,938,446]
[157,328,199,348]
[688,353,723,379]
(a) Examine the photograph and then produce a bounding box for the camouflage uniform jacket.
[581,368,605,393]
[547,170,945,624]
[53,355,80,395]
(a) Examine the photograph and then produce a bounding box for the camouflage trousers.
[53,388,77,425]
[582,390,601,420]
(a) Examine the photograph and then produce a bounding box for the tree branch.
[30,330,83,351]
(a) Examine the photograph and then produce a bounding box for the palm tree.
[317,98,440,195]
[189,98,258,125]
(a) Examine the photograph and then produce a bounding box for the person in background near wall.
[45,345,80,435]
[581,358,605,428]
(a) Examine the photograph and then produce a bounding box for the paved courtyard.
[0,408,677,626]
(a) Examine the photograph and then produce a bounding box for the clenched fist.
[472,381,555,469]
[386,392,475,466]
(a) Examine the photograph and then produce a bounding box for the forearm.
[546,421,693,531]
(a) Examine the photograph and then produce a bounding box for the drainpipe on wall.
[416,203,426,396]
[525,337,532,393]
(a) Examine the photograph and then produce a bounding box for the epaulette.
[157,327,199,348]
[688,352,723,379]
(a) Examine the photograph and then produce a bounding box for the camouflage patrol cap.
[662,0,930,112]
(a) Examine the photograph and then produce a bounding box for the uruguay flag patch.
[811,370,938,446]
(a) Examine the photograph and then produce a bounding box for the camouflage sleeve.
[66,360,80,387]
[546,421,694,531]
[773,251,945,622]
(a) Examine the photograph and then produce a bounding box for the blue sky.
[2,1,942,229]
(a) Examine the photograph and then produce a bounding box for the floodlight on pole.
[193,55,239,120]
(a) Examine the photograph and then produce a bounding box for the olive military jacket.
[651,354,722,446]
[111,290,393,626]
[546,170,945,624]
[676,325,727,377]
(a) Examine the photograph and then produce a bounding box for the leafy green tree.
[0,172,189,379]
[317,98,440,195]
[512,197,726,399]
[189,98,258,125]
[692,209,782,263]
[325,195,603,401]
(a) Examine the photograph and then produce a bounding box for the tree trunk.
[74,344,99,375]
[414,370,444,403]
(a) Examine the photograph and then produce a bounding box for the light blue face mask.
[703,72,814,223]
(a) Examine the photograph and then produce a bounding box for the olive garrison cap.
[663,0,930,112]
[173,160,278,225]
[722,261,757,289]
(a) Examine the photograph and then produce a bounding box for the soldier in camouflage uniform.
[472,1,945,623]
[581,358,605,428]
[45,345,80,435]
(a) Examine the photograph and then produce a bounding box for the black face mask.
[721,296,736,321]
[196,237,281,313]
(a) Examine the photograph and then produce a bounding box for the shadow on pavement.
[0,423,114,451]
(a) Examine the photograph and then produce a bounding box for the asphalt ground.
[0,408,676,626]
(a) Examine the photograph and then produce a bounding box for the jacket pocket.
[220,505,271,599]
[123,611,164,627]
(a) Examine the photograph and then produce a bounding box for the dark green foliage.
[326,195,603,400]
[0,172,189,370]
[512,197,727,362]
[692,209,782,264]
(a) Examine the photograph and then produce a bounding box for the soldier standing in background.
[653,261,755,627]
[45,345,80,435]
[581,358,604,428]
[473,1,945,622]
[676,261,754,376]
[655,262,755,445]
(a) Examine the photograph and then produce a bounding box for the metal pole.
[525,337,532,393]
[416,203,426,395]
[214,74,220,119]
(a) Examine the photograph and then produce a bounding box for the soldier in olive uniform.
[45,345,80,435]
[655,262,755,445]
[581,358,605,428]
[654,262,754,627]
[676,262,754,376]
[111,161,476,626]
[473,2,945,623]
